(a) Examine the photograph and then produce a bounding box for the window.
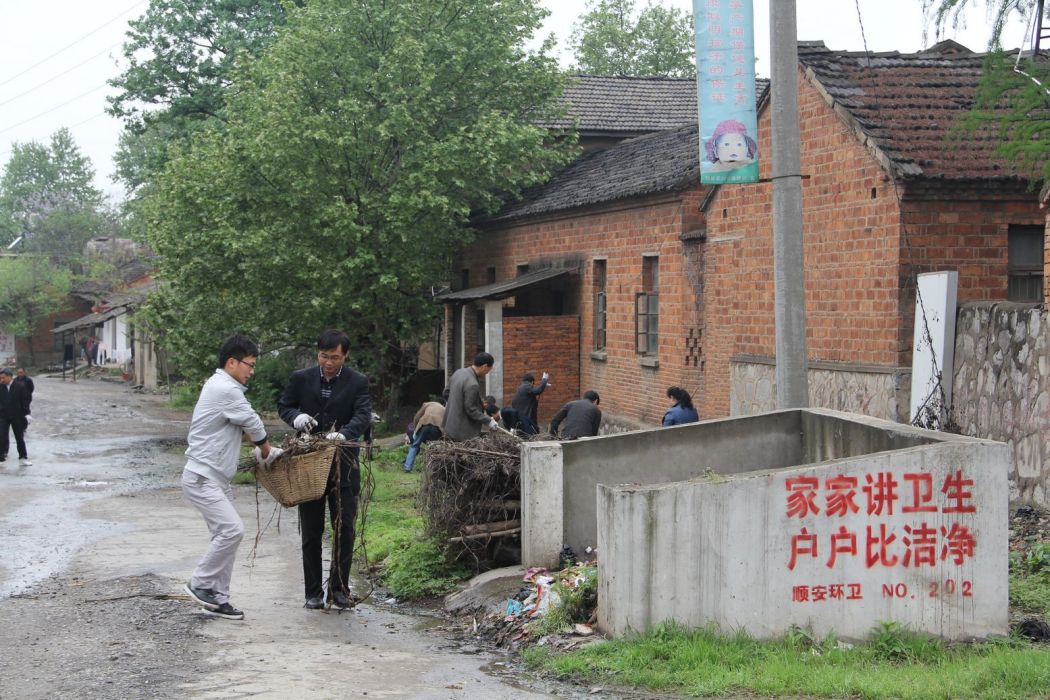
[486,266,496,284]
[459,269,470,291]
[1008,225,1043,302]
[593,259,607,351]
[516,263,530,276]
[52,321,64,351]
[636,256,659,354]
[475,309,486,354]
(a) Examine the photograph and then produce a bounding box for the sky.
[0,0,1033,205]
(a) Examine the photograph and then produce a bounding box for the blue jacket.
[662,403,699,426]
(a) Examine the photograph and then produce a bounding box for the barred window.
[636,256,658,354]
[1008,225,1043,302]
[593,259,607,351]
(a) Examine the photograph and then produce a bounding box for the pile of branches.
[418,431,523,565]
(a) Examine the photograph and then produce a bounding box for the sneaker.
[183,582,221,610]
[329,591,351,609]
[304,595,324,610]
[203,602,244,620]
[18,458,31,466]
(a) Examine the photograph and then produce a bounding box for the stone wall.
[953,302,1049,505]
[730,356,909,423]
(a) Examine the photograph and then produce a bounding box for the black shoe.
[304,595,324,609]
[203,602,244,620]
[184,582,220,610]
[330,591,351,609]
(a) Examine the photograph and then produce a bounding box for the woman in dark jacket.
[662,386,699,426]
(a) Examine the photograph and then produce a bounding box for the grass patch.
[357,446,471,599]
[524,621,1050,699]
[167,382,200,411]
[1010,543,1050,620]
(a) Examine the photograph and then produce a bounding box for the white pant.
[181,470,244,604]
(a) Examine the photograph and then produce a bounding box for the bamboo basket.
[256,445,336,507]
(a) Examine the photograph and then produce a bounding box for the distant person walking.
[181,334,280,621]
[550,390,602,439]
[662,386,699,426]
[0,368,32,466]
[13,368,34,403]
[442,352,499,441]
[510,371,549,436]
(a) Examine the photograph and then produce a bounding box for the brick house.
[443,42,1046,429]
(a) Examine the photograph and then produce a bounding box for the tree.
[923,0,1050,183]
[0,257,73,365]
[139,0,576,389]
[107,0,294,194]
[570,0,695,77]
[0,128,108,263]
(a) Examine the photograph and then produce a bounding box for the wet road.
[0,376,583,699]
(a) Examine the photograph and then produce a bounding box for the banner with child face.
[694,0,759,184]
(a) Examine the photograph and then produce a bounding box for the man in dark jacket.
[14,368,34,404]
[510,371,549,436]
[0,367,32,465]
[549,390,602,439]
[278,329,372,610]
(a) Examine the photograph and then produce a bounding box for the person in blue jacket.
[662,386,699,426]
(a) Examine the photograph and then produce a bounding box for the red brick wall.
[503,316,580,423]
[462,194,704,425]
[701,69,1044,415]
[14,300,92,367]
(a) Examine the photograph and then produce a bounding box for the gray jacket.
[442,366,488,441]
[184,369,267,484]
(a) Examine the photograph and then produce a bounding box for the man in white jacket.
[181,334,282,620]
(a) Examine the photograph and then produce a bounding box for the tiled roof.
[487,124,701,223]
[545,75,698,134]
[798,40,1035,182]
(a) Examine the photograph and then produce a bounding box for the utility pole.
[769,0,809,408]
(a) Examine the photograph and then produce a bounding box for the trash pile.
[418,432,523,565]
[472,559,601,651]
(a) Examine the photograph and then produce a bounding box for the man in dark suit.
[550,390,602,439]
[0,367,32,466]
[278,329,372,610]
[510,371,549,436]
[14,368,34,403]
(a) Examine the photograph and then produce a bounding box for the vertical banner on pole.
[694,0,759,184]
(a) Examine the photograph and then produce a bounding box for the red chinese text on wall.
[784,469,977,572]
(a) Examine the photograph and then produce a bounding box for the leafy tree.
[570,0,695,77]
[0,257,73,365]
[0,128,108,263]
[108,0,294,194]
[140,0,576,395]
[922,0,1050,182]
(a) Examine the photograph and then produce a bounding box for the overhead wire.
[0,83,111,137]
[0,42,122,109]
[0,0,145,88]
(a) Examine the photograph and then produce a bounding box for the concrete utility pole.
[769,0,809,408]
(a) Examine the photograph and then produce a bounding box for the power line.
[0,42,122,109]
[0,84,110,137]
[0,0,146,88]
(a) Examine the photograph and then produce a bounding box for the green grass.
[357,445,471,599]
[1010,543,1050,620]
[523,621,1050,699]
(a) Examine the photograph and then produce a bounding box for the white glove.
[487,417,499,430]
[252,446,284,470]
[541,372,549,382]
[326,432,346,441]
[292,413,318,431]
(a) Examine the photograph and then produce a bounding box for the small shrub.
[381,536,470,599]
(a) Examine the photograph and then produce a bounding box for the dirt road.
[0,376,564,699]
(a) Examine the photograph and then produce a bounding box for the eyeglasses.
[318,352,345,363]
[236,358,257,370]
